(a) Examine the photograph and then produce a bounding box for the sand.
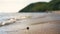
[29,22,60,34]
[0,21,59,34]
[0,13,60,34]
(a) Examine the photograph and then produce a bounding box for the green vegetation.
[48,0,60,10]
[19,0,60,12]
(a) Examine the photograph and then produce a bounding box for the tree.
[48,0,60,10]
[19,2,48,12]
[19,0,60,12]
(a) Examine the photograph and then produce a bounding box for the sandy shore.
[0,13,60,34]
[29,21,60,34]
[0,21,59,34]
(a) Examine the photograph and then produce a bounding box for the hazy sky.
[0,0,51,13]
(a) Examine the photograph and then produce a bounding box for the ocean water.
[0,13,60,34]
[0,13,60,27]
[0,13,49,26]
[0,13,49,22]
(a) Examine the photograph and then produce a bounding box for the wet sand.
[0,21,60,34]
[0,13,60,34]
[29,21,60,34]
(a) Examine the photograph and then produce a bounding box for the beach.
[0,21,60,34]
[0,13,60,34]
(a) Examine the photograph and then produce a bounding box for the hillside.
[19,0,60,12]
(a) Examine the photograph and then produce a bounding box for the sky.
[0,0,51,13]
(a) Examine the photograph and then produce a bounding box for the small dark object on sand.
[26,27,29,30]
